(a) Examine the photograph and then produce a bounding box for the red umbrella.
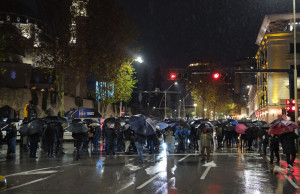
[268,120,299,135]
[235,124,248,134]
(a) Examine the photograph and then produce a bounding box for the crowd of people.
[0,117,299,171]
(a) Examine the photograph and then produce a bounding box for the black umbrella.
[83,119,99,125]
[19,123,28,136]
[261,124,272,129]
[65,122,88,134]
[174,120,190,129]
[0,121,7,130]
[104,117,121,129]
[129,114,147,135]
[27,119,46,135]
[43,116,67,124]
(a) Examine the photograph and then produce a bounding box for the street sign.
[282,114,287,120]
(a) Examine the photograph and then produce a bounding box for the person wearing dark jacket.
[259,129,269,156]
[44,123,57,158]
[72,132,86,160]
[28,132,40,158]
[245,127,254,151]
[5,123,17,157]
[280,132,298,170]
[104,127,117,157]
[123,126,132,154]
[55,123,65,155]
[269,134,280,164]
[135,131,146,163]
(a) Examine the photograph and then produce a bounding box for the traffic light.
[170,73,177,80]
[212,72,221,80]
[285,99,297,119]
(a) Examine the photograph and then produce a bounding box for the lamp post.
[293,0,298,125]
[159,82,178,119]
[178,100,181,118]
[120,56,143,116]
[194,104,197,118]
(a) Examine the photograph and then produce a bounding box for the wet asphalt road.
[0,143,299,194]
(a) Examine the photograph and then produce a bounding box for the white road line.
[241,154,245,161]
[178,154,190,162]
[5,166,61,177]
[1,175,55,192]
[136,174,160,189]
[200,166,212,180]
[284,175,300,189]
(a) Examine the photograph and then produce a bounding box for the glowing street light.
[135,56,143,63]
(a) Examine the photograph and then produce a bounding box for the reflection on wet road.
[0,143,299,193]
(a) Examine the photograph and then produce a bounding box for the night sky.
[119,0,300,69]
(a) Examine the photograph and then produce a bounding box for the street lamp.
[159,81,178,119]
[293,0,298,125]
[120,56,143,116]
[194,104,197,118]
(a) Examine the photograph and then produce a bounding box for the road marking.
[1,175,55,192]
[136,174,160,189]
[241,154,245,161]
[5,166,61,177]
[200,166,212,180]
[284,175,300,189]
[178,154,190,162]
[4,163,79,177]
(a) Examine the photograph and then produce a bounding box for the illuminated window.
[96,81,114,100]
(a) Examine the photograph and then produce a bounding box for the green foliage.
[190,74,234,118]
[42,92,49,111]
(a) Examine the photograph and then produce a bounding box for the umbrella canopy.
[27,119,46,135]
[261,124,272,129]
[104,117,121,129]
[157,122,169,130]
[269,120,299,135]
[175,120,190,129]
[65,122,89,133]
[83,119,99,125]
[270,119,285,124]
[145,117,156,136]
[129,114,156,136]
[89,123,100,127]
[235,124,248,134]
[230,120,239,126]
[19,123,28,136]
[43,116,67,124]
[0,121,7,130]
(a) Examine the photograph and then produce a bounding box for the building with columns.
[249,13,300,122]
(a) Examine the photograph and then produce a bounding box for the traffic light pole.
[293,0,298,127]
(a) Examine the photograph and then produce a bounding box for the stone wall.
[0,87,123,119]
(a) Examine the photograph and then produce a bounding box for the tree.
[33,0,73,117]
[75,0,139,115]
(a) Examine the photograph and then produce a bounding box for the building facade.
[249,13,300,122]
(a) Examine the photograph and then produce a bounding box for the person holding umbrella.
[269,134,280,164]
[280,132,298,171]
[28,130,40,158]
[103,124,117,158]
[134,127,146,164]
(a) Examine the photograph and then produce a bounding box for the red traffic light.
[292,106,296,111]
[285,106,291,111]
[292,99,295,104]
[285,99,291,104]
[170,73,177,80]
[212,73,220,80]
